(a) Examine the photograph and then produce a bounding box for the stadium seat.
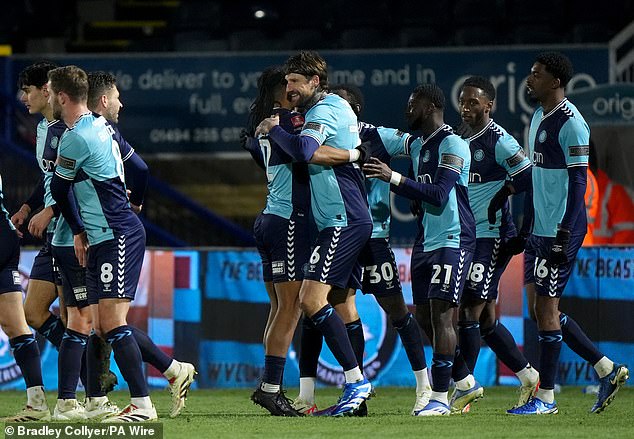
[339,27,392,49]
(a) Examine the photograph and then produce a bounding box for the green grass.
[1,387,633,438]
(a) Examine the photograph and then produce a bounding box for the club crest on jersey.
[422,150,431,163]
[474,149,485,161]
[538,130,547,143]
[50,136,59,149]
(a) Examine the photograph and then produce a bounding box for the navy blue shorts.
[305,223,371,289]
[462,238,511,302]
[86,228,146,304]
[0,229,21,294]
[359,238,402,297]
[52,246,89,308]
[30,233,62,285]
[254,212,310,283]
[411,244,473,306]
[524,234,584,298]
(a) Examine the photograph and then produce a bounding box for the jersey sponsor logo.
[506,150,526,167]
[57,155,76,170]
[569,146,590,157]
[474,149,485,161]
[441,153,465,169]
[40,158,55,173]
[50,136,59,150]
[417,174,433,184]
[422,149,431,163]
[291,115,304,128]
[469,172,482,183]
[303,122,325,134]
[538,130,547,143]
[533,151,544,164]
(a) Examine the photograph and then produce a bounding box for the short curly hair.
[536,51,574,87]
[462,76,496,101]
[412,83,445,109]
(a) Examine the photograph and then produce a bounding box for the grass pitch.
[1,386,632,438]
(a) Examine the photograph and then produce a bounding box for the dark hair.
[246,66,287,135]
[284,51,328,90]
[331,84,364,116]
[462,76,496,101]
[18,61,58,89]
[412,83,445,109]
[87,71,117,110]
[535,51,574,87]
[48,66,89,103]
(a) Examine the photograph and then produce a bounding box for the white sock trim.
[594,356,614,379]
[298,377,316,402]
[430,391,449,406]
[344,367,363,384]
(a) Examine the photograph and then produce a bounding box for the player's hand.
[363,157,393,182]
[28,207,54,239]
[74,231,89,267]
[501,234,528,256]
[487,184,512,225]
[548,229,571,266]
[11,205,30,228]
[255,115,279,136]
[355,141,373,165]
[410,199,422,217]
[131,203,142,214]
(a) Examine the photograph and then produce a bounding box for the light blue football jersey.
[301,93,370,230]
[36,118,66,235]
[409,124,475,252]
[261,108,309,219]
[467,120,531,239]
[55,113,141,245]
[359,123,412,238]
[529,98,589,238]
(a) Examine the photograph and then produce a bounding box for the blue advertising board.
[8,46,608,155]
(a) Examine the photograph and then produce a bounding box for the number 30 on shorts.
[364,263,395,284]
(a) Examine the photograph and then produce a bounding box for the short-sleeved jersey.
[37,118,66,233]
[52,118,136,247]
[359,122,412,238]
[467,120,531,239]
[529,98,589,237]
[301,93,371,230]
[261,108,310,219]
[0,175,16,233]
[55,113,141,245]
[409,124,475,252]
